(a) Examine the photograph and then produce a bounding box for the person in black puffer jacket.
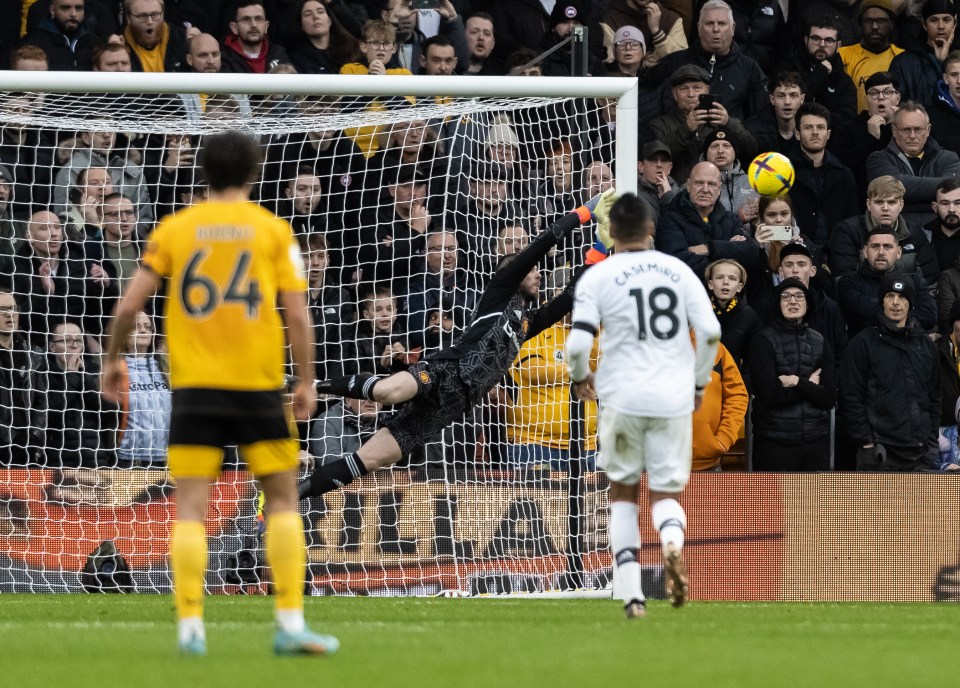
[748,277,836,471]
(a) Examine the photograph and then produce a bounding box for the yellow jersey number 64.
[180,248,264,319]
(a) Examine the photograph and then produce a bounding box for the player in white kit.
[566,193,721,618]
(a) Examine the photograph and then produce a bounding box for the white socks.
[276,609,306,634]
[651,498,686,552]
[609,501,644,603]
[178,617,205,644]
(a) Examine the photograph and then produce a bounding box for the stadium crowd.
[1,0,960,476]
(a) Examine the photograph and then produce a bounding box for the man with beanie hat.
[839,1,905,112]
[837,224,938,336]
[890,0,959,107]
[748,277,837,471]
[702,127,757,224]
[538,0,607,76]
[840,271,941,471]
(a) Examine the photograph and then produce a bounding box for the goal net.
[0,72,638,596]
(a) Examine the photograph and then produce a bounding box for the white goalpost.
[0,71,638,597]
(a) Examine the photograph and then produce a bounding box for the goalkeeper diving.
[298,190,618,498]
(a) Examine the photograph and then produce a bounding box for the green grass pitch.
[0,596,956,688]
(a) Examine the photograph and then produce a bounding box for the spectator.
[775,15,858,131]
[601,0,687,69]
[117,310,170,468]
[788,102,860,251]
[96,192,140,296]
[537,0,606,76]
[0,289,46,467]
[463,12,502,75]
[25,0,119,39]
[929,178,960,274]
[866,101,960,225]
[889,0,959,108]
[488,0,553,62]
[704,257,761,369]
[287,0,361,75]
[0,166,15,274]
[21,0,96,70]
[774,243,848,367]
[931,50,960,155]
[276,167,325,235]
[221,0,290,73]
[835,70,901,197]
[300,233,355,382]
[837,226,938,337]
[747,194,804,302]
[53,125,154,236]
[607,25,646,77]
[143,132,200,215]
[121,0,194,72]
[658,161,763,283]
[745,71,805,157]
[404,228,474,339]
[418,34,457,75]
[838,1,904,113]
[92,41,132,71]
[721,0,787,75]
[648,64,756,184]
[506,312,598,471]
[936,301,960,469]
[448,162,521,277]
[636,139,680,223]
[829,175,939,283]
[505,46,543,77]
[45,320,117,470]
[61,165,112,245]
[0,92,53,223]
[537,139,578,228]
[840,274,941,472]
[702,127,758,225]
[9,43,49,71]
[652,0,769,121]
[383,0,468,73]
[485,116,535,202]
[340,19,414,158]
[336,284,415,378]
[357,164,429,291]
[691,341,748,471]
[749,278,836,472]
[496,222,530,258]
[3,211,89,349]
[308,396,382,469]
[582,160,614,204]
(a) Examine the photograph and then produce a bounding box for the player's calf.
[298,453,369,498]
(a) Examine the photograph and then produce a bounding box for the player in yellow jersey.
[101,130,338,658]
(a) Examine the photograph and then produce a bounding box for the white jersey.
[567,250,721,418]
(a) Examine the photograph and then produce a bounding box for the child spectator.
[705,258,762,371]
[336,284,416,378]
[117,311,170,468]
[340,20,414,158]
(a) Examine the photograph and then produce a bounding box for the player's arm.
[279,289,318,422]
[101,266,163,404]
[685,274,722,404]
[566,271,600,399]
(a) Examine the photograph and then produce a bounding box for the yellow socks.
[265,511,306,632]
[171,520,207,621]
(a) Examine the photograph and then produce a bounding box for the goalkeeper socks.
[264,511,306,629]
[316,373,379,400]
[171,520,208,621]
[652,498,687,552]
[609,501,644,603]
[299,453,369,498]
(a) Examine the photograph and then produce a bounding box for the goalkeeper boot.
[178,631,207,657]
[663,543,689,608]
[274,626,340,656]
[624,599,646,619]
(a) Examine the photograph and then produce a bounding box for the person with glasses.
[221,0,290,73]
[889,0,959,109]
[748,277,836,471]
[775,15,858,130]
[117,0,196,72]
[839,1,904,113]
[840,273,941,472]
[0,289,47,467]
[601,0,687,70]
[866,100,960,225]
[608,24,646,77]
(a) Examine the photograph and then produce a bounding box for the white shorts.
[597,407,692,491]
